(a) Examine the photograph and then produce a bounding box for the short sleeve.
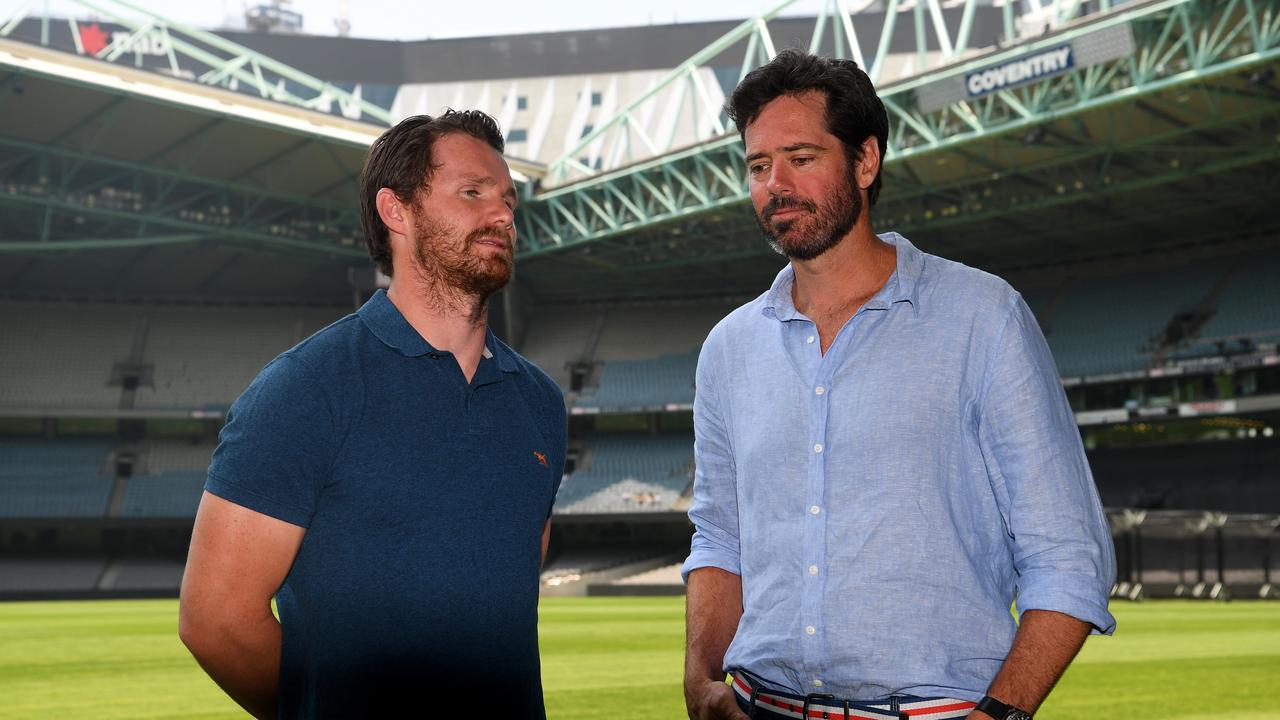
[206,354,337,528]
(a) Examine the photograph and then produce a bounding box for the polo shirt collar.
[761,231,923,322]
[358,289,520,373]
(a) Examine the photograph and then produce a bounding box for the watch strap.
[975,695,1033,720]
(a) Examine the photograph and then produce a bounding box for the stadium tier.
[1189,247,1280,353]
[554,433,694,514]
[0,442,113,518]
[0,557,106,594]
[0,302,347,413]
[0,303,138,410]
[1040,256,1236,378]
[575,351,698,411]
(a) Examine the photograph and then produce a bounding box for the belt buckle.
[803,692,837,719]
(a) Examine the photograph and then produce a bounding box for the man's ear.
[855,136,881,191]
[376,188,410,237]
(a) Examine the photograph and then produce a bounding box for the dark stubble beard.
[755,177,861,261]
[411,214,514,305]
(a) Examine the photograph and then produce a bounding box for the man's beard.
[411,215,513,304]
[755,178,861,261]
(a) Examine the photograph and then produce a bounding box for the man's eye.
[748,163,768,175]
[793,156,814,166]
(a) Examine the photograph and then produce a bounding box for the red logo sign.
[79,23,110,56]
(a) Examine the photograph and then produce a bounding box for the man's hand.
[685,677,749,720]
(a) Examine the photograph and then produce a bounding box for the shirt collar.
[358,289,519,373]
[761,231,923,322]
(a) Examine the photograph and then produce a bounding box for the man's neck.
[386,279,490,382]
[789,224,897,354]
[790,225,896,315]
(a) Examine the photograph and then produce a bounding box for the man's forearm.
[685,567,743,684]
[181,611,283,719]
[973,609,1091,718]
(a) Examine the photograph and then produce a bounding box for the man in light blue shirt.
[682,51,1115,720]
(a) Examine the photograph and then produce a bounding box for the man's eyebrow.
[745,143,829,164]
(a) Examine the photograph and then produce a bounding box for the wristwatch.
[975,696,1033,720]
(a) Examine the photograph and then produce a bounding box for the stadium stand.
[1039,256,1235,378]
[133,305,344,410]
[0,442,114,518]
[0,302,136,411]
[575,351,697,410]
[0,558,106,594]
[103,558,188,591]
[610,561,685,586]
[554,433,693,513]
[118,441,215,518]
[0,301,347,412]
[1090,437,1280,513]
[1191,248,1280,351]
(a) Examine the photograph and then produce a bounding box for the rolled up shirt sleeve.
[682,330,742,582]
[977,294,1117,635]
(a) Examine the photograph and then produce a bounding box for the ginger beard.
[410,201,513,302]
[755,171,861,261]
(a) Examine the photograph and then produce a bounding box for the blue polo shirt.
[206,289,566,719]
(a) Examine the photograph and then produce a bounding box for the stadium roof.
[0,35,540,304]
[514,0,1280,302]
[1,0,1277,307]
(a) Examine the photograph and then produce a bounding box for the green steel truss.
[520,0,1280,259]
[0,0,391,123]
[544,0,1113,185]
[0,133,366,258]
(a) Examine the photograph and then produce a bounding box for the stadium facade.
[1,0,1278,602]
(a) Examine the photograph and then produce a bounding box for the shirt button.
[815,386,825,396]
[806,335,815,344]
[805,625,816,636]
[810,505,821,515]
[813,443,823,453]
[813,679,824,688]
[809,564,818,575]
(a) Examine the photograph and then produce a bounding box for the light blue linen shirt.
[682,232,1115,702]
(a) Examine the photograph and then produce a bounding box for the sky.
[2,0,831,41]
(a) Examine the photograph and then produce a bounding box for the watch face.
[1004,711,1033,720]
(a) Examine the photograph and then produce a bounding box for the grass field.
[1,597,1278,718]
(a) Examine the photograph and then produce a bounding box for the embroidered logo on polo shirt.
[533,451,550,468]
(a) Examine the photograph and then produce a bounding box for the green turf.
[0,597,1277,718]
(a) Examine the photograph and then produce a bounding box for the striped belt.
[732,672,977,720]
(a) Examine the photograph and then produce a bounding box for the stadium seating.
[0,301,347,412]
[521,301,731,404]
[105,558,187,591]
[1041,257,1233,377]
[0,558,106,593]
[575,351,697,410]
[1089,437,1280,513]
[0,302,135,410]
[1197,248,1280,344]
[118,441,215,518]
[554,433,693,513]
[0,442,113,518]
[132,305,343,410]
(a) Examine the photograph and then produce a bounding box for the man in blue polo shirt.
[179,110,566,718]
